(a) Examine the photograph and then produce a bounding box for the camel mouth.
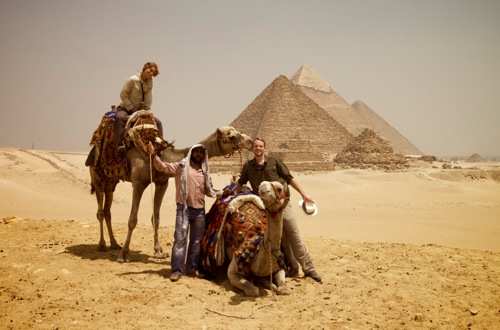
[258,181,286,211]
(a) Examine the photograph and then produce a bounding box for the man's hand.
[222,188,232,197]
[146,141,155,155]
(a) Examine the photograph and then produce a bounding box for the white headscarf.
[179,144,216,210]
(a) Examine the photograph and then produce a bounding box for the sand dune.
[1,147,499,328]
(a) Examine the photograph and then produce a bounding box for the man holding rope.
[147,142,223,282]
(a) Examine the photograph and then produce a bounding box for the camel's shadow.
[64,244,159,264]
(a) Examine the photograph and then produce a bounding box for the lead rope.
[268,241,277,299]
[187,241,278,319]
[150,154,157,230]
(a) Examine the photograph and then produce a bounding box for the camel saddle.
[87,110,169,180]
[199,187,289,276]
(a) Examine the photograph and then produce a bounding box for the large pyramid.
[351,100,423,155]
[290,65,423,156]
[290,64,372,136]
[210,75,353,172]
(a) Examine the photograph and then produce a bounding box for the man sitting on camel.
[114,61,163,156]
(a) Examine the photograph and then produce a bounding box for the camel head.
[216,126,253,154]
[258,181,287,213]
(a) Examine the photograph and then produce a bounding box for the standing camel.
[224,181,290,296]
[89,126,252,262]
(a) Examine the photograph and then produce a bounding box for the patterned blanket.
[88,110,168,180]
[200,190,289,277]
[89,113,127,179]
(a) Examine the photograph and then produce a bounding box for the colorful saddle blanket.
[199,185,258,277]
[88,110,168,180]
[88,112,127,178]
[229,198,267,273]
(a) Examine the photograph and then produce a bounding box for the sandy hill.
[351,100,423,155]
[210,75,353,172]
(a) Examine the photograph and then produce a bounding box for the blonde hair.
[143,62,159,77]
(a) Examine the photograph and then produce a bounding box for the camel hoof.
[97,245,108,252]
[244,289,260,297]
[117,255,130,263]
[276,286,291,295]
[154,252,169,259]
[243,283,260,297]
[109,243,122,250]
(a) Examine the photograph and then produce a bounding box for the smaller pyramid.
[334,128,409,171]
[352,100,423,156]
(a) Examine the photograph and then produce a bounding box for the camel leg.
[94,189,108,252]
[104,186,121,250]
[273,269,291,295]
[227,260,260,297]
[118,181,148,262]
[152,182,168,258]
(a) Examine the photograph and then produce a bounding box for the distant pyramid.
[351,100,423,155]
[290,64,423,156]
[334,128,409,170]
[466,153,484,162]
[290,64,372,136]
[210,75,353,172]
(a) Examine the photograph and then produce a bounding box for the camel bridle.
[216,130,244,158]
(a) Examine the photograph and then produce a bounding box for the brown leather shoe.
[287,267,299,278]
[187,270,204,279]
[170,273,181,282]
[305,270,322,283]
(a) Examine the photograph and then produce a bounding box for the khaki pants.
[281,203,315,274]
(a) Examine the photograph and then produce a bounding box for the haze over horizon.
[1,1,499,157]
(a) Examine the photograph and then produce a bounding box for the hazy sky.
[1,0,499,157]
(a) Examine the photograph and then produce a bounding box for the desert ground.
[1,146,499,329]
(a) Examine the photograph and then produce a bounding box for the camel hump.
[125,110,170,159]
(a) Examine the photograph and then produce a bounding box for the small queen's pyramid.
[334,128,409,170]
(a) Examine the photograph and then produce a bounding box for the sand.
[1,147,499,329]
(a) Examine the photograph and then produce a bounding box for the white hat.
[298,200,318,216]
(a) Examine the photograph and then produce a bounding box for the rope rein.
[150,154,157,230]
[268,241,277,298]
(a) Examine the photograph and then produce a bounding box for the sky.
[1,0,499,157]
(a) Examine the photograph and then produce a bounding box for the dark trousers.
[114,107,163,147]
